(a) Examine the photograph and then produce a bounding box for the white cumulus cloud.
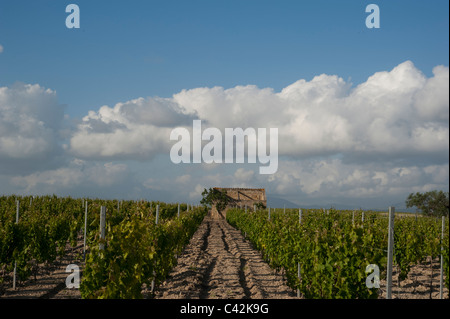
[68,61,449,165]
[0,82,65,173]
[69,96,193,159]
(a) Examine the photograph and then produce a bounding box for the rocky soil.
[152,215,296,299]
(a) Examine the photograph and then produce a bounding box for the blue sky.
[0,1,448,209]
[1,0,447,116]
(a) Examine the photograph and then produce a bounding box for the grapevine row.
[80,204,207,298]
[226,208,449,298]
[0,195,204,299]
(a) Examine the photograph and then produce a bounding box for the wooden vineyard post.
[268,206,271,221]
[13,200,19,290]
[299,209,302,224]
[386,206,395,299]
[151,204,160,294]
[360,211,365,229]
[155,204,160,225]
[178,203,180,218]
[352,210,355,227]
[439,216,445,299]
[83,200,88,260]
[297,262,301,298]
[99,206,106,250]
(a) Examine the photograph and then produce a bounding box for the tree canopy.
[200,188,230,213]
[405,190,449,216]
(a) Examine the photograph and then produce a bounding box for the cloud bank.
[0,83,66,174]
[68,61,448,163]
[0,61,448,207]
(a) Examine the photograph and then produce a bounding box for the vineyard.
[227,207,449,299]
[0,195,206,298]
[0,195,448,299]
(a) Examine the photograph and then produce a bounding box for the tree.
[405,190,449,216]
[200,188,230,214]
[255,202,266,210]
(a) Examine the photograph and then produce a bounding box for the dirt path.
[153,216,297,299]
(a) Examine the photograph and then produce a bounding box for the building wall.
[211,188,266,219]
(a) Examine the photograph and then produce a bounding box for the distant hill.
[266,196,300,209]
[267,196,362,210]
[266,196,417,212]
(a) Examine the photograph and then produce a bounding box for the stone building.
[210,187,267,219]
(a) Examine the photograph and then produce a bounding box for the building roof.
[213,187,265,191]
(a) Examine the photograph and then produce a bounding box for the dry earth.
[152,215,296,299]
[378,256,448,299]
[0,239,84,299]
